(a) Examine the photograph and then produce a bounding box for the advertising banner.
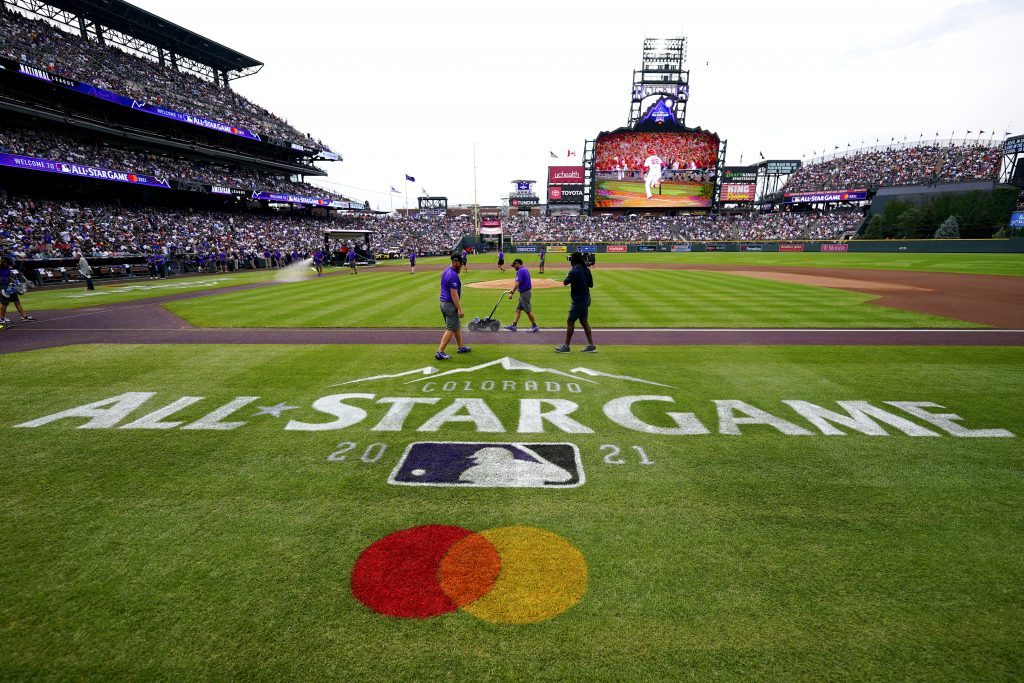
[548,185,585,204]
[607,245,628,253]
[510,197,539,208]
[722,183,756,202]
[779,243,806,252]
[821,243,850,252]
[481,219,501,228]
[670,244,692,252]
[636,245,657,252]
[577,245,598,253]
[705,244,725,252]
[784,189,868,204]
[252,191,332,206]
[548,166,585,184]
[548,245,568,253]
[1010,212,1024,228]
[0,153,169,189]
[515,246,538,253]
[723,166,758,183]
[741,244,763,252]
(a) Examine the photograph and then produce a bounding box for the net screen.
[594,130,718,208]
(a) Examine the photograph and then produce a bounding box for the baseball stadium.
[2,2,1023,681]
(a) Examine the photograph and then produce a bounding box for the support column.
[158,47,165,68]
[95,24,105,46]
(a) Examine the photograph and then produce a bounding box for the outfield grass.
[164,268,980,329]
[502,251,1024,276]
[1,344,1021,680]
[18,252,1024,314]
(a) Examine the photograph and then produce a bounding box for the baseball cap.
[450,252,465,262]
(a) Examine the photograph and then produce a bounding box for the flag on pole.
[758,151,764,159]
[549,151,558,158]
[390,186,399,193]
[566,149,577,157]
[405,174,415,182]
[421,187,428,196]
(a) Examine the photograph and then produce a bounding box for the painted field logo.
[352,524,587,624]
[389,442,584,488]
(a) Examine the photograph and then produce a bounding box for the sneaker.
[456,346,472,353]
[0,318,10,324]
[435,351,451,360]
[22,316,36,321]
[503,324,518,332]
[554,345,570,353]
[528,325,540,333]
[582,345,597,353]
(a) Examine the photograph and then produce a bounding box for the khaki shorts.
[440,301,461,331]
[516,289,533,314]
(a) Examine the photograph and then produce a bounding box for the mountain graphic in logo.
[337,356,673,388]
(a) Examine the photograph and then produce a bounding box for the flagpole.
[473,142,479,249]
[404,177,408,216]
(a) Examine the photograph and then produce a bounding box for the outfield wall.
[512,238,1024,254]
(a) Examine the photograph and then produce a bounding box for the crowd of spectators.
[503,211,860,242]
[0,7,332,150]
[344,210,863,253]
[785,143,1001,193]
[1,194,337,267]
[2,191,863,268]
[0,124,345,200]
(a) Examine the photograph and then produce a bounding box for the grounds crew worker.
[504,258,540,332]
[554,251,595,353]
[435,252,472,360]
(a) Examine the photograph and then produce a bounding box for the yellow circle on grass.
[460,526,587,624]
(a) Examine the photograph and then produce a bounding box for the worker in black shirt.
[554,251,596,353]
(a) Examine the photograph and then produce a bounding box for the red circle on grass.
[351,525,476,618]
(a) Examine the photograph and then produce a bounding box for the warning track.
[3,266,1022,354]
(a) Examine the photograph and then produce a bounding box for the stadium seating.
[0,7,331,151]
[0,123,346,201]
[784,143,1001,193]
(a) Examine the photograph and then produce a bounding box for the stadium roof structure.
[10,0,263,77]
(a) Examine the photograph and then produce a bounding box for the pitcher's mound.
[467,278,562,290]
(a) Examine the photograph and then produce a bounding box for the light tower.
[627,37,689,128]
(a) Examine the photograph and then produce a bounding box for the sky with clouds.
[125,0,1024,209]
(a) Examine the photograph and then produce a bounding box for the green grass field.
[2,344,1021,680]
[21,268,283,310]
[163,268,979,329]
[19,253,1023,315]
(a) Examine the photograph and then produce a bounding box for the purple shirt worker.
[504,258,539,332]
[436,253,471,360]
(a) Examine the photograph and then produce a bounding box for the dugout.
[324,228,374,265]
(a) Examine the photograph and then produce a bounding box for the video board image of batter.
[594,130,719,208]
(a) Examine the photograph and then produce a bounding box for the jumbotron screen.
[594,130,719,208]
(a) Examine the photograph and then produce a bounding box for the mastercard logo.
[352,525,587,624]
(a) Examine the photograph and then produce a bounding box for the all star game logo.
[389,442,584,488]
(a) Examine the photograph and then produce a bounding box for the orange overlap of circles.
[352,525,587,624]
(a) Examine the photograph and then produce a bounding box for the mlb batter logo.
[389,442,584,488]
